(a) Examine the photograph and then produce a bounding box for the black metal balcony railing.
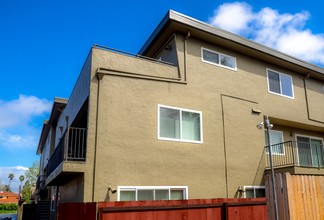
[46,127,87,178]
[265,141,324,169]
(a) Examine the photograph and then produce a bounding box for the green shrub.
[0,203,17,213]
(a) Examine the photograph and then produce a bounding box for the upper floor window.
[267,69,294,98]
[158,105,202,143]
[202,48,237,70]
[118,186,188,201]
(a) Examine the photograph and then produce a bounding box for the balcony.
[45,127,87,185]
[265,141,324,174]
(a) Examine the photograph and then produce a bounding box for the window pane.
[297,136,312,166]
[182,111,201,141]
[245,189,254,198]
[203,50,219,64]
[268,71,280,94]
[138,190,154,201]
[155,190,169,200]
[310,139,323,166]
[160,107,180,139]
[170,190,184,200]
[220,54,235,68]
[120,190,136,201]
[280,74,293,97]
[255,189,266,198]
[266,130,284,154]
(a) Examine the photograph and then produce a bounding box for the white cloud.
[209,2,253,35]
[0,95,52,129]
[0,166,28,193]
[0,131,38,149]
[0,95,51,150]
[208,2,324,66]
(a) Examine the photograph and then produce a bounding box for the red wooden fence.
[98,198,267,220]
[57,202,97,220]
[57,198,267,220]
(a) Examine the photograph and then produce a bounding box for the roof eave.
[139,10,324,77]
[36,97,68,155]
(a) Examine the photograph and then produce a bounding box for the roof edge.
[138,10,173,55]
[138,10,324,75]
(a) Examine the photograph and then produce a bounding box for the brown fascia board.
[139,10,324,80]
[36,97,68,154]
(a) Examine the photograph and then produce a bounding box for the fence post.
[222,202,228,220]
[264,116,279,220]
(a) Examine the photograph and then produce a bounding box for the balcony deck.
[265,141,324,175]
[45,127,87,185]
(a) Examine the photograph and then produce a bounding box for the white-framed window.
[158,105,203,143]
[201,48,237,70]
[267,69,294,98]
[265,130,285,155]
[118,186,188,201]
[296,134,324,167]
[243,186,265,198]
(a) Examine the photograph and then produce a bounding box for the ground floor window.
[118,186,188,201]
[243,186,265,198]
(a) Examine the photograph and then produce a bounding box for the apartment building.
[35,10,324,211]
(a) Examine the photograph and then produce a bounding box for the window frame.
[266,68,294,99]
[266,130,285,155]
[295,134,324,167]
[117,186,188,201]
[158,104,203,144]
[201,47,237,71]
[243,186,266,198]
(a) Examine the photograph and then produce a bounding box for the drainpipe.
[184,31,191,82]
[92,72,104,202]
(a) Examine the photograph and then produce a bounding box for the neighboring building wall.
[0,191,19,204]
[40,131,51,173]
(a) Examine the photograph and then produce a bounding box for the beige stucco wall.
[55,29,324,203]
[85,34,324,202]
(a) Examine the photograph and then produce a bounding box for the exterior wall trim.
[96,67,186,84]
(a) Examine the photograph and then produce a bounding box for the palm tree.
[19,175,24,184]
[8,173,14,188]
[19,175,24,187]
[18,175,25,197]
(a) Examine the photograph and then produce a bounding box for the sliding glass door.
[297,136,324,167]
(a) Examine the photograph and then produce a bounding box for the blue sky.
[1,0,324,192]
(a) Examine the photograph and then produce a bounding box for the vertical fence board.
[267,173,324,220]
[97,198,266,220]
